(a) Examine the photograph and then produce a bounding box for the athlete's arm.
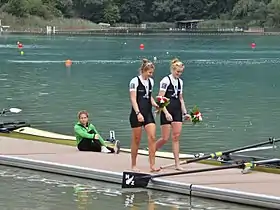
[129,78,140,113]
[158,77,170,114]
[149,78,158,108]
[179,94,187,114]
[179,80,187,114]
[150,96,158,108]
[90,124,107,146]
[74,125,95,139]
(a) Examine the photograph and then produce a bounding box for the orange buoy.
[139,43,144,50]
[65,59,72,67]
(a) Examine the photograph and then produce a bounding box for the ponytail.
[139,58,154,74]
[170,58,184,72]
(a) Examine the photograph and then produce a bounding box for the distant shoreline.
[1,29,280,36]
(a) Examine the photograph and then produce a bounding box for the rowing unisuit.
[129,75,155,128]
[160,74,183,124]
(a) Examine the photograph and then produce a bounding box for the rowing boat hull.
[120,148,194,159]
[14,126,76,140]
[12,127,195,159]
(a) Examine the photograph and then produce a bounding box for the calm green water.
[0,165,264,210]
[0,34,280,158]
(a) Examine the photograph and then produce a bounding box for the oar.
[121,159,280,189]
[160,137,280,169]
[0,107,22,116]
[234,146,276,153]
[0,121,27,126]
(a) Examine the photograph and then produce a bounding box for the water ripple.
[0,166,261,209]
[6,57,280,66]
[1,36,280,161]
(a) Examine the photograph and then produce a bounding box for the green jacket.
[74,122,106,146]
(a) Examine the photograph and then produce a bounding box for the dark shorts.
[160,110,182,125]
[77,138,114,153]
[129,111,155,128]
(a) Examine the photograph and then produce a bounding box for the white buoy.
[153,56,157,61]
[166,52,169,54]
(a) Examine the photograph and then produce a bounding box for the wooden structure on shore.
[46,26,56,34]
[0,19,10,32]
[175,20,204,29]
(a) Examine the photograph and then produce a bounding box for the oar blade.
[9,108,22,113]
[122,171,151,188]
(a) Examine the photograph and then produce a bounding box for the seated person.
[74,110,120,154]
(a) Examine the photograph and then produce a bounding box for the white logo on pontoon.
[125,174,134,185]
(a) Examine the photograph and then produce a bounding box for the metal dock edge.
[0,155,279,209]
[190,185,280,209]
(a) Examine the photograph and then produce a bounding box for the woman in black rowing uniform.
[155,58,190,171]
[129,58,160,172]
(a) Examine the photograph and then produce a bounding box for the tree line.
[1,0,280,27]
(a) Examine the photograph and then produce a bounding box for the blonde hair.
[170,58,184,72]
[77,110,89,119]
[139,58,155,74]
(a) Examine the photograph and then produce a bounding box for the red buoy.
[139,43,144,50]
[251,42,256,49]
[18,43,23,49]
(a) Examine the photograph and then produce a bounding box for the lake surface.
[0,165,264,210]
[0,34,280,159]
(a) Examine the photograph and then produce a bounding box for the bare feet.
[150,166,161,173]
[175,166,185,171]
[131,166,140,172]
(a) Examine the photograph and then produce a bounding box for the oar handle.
[224,137,280,155]
[160,154,209,169]
[154,164,244,178]
[155,159,280,179]
[160,137,280,170]
[186,155,212,164]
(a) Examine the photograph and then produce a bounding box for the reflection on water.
[0,166,263,210]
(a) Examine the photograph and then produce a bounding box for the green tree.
[152,0,185,21]
[2,0,29,17]
[1,0,280,28]
[119,0,145,24]
[103,0,120,24]
[267,0,280,26]
[232,0,258,19]
[55,0,73,17]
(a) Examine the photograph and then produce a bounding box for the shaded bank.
[1,11,280,36]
